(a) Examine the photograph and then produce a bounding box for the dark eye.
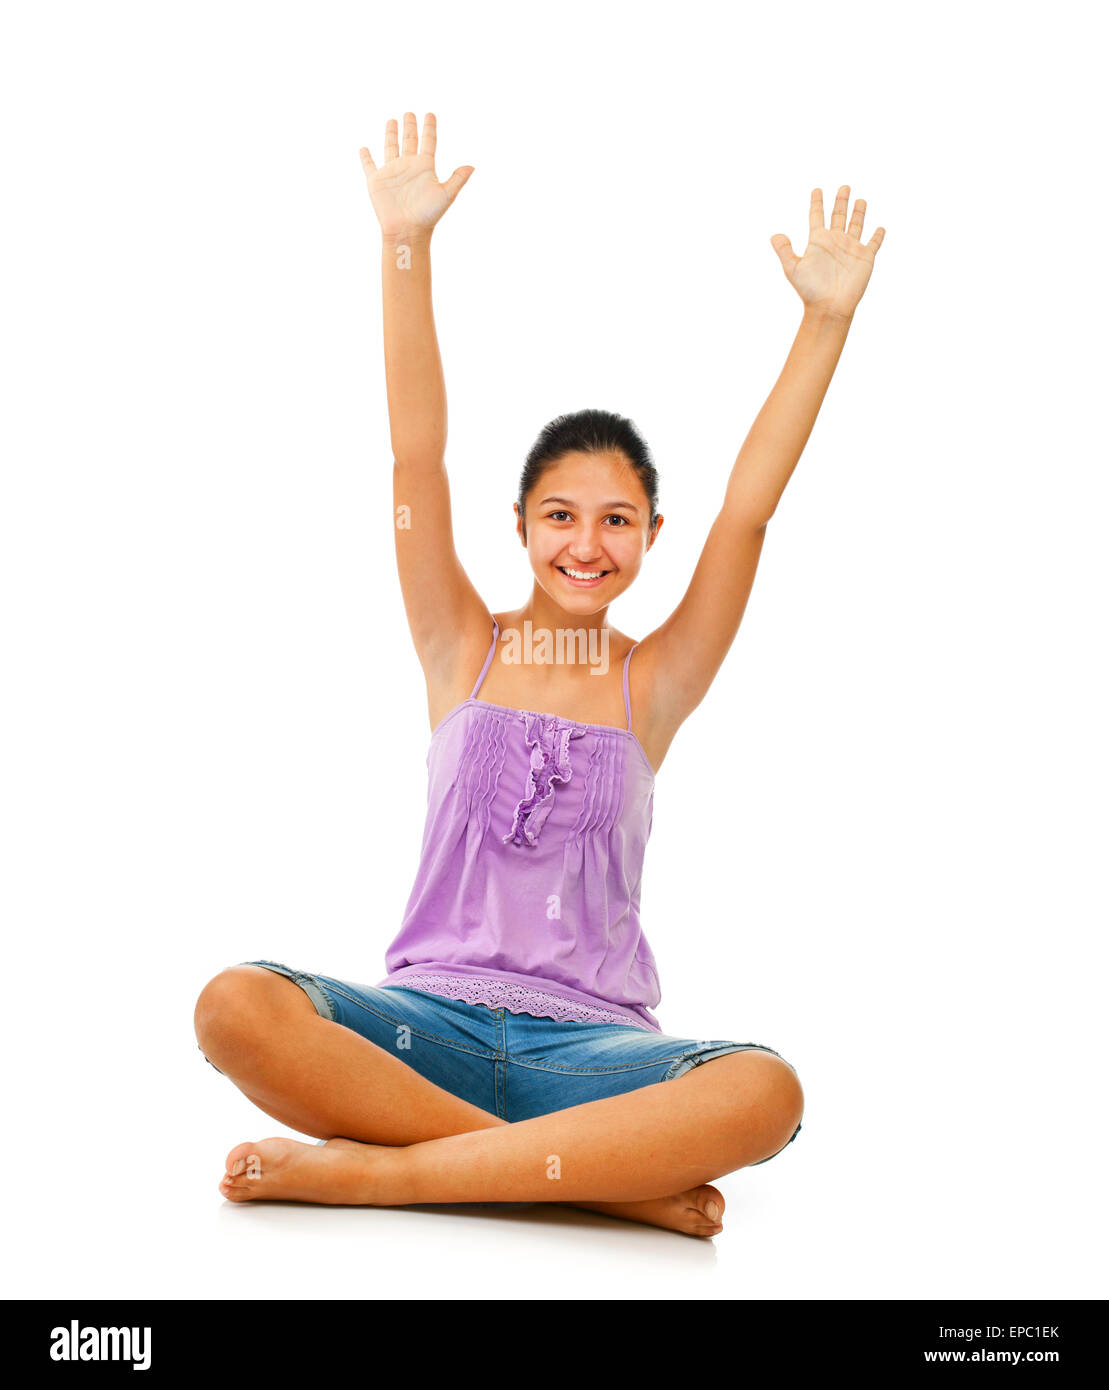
[547,510,571,522]
[606,515,629,527]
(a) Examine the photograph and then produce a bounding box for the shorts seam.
[502,1054,698,1079]
[662,1043,795,1083]
[497,1042,792,1080]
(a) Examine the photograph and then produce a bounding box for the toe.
[224,1141,260,1177]
[692,1184,725,1224]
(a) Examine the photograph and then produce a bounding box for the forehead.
[541,449,629,476]
[532,451,643,506]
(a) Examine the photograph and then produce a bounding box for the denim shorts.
[206,959,802,1164]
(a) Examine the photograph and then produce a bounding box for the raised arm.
[639,186,886,738]
[360,112,490,691]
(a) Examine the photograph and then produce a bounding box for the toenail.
[706,1201,719,1220]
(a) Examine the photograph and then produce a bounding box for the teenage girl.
[196,112,884,1238]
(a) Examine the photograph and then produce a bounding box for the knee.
[193,964,280,1059]
[733,1050,805,1157]
[770,1056,804,1134]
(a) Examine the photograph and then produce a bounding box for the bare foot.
[219,1136,391,1205]
[569,1185,725,1238]
[219,1137,724,1237]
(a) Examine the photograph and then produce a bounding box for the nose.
[567,521,605,559]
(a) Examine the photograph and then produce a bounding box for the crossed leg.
[195,966,803,1238]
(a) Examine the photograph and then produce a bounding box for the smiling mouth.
[558,566,611,583]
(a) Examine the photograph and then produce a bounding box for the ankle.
[363,1142,416,1207]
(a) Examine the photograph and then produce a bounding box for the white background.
[3,0,1106,1300]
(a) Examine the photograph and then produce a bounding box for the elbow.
[392,449,447,473]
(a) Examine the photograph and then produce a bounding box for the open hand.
[360,112,473,239]
[771,187,885,320]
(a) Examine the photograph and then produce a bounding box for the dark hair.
[516,408,660,539]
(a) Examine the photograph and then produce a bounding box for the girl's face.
[515,450,660,612]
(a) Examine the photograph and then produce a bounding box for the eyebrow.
[538,496,641,512]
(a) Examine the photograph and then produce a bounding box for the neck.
[509,581,612,639]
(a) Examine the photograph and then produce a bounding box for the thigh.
[503,1010,801,1156]
[239,961,504,1116]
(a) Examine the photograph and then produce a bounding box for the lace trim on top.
[392,972,652,1030]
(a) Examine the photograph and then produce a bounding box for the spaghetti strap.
[469,617,500,701]
[622,642,638,732]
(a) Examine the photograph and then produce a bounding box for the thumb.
[441,165,475,205]
[770,233,798,277]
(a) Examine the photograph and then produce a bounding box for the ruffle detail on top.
[501,712,587,847]
[392,972,653,1029]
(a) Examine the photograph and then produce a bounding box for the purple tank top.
[378,618,662,1031]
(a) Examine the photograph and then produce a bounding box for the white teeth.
[562,567,606,580]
